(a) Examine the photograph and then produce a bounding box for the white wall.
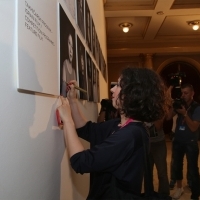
[0,0,107,200]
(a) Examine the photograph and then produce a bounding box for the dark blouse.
[70,119,149,199]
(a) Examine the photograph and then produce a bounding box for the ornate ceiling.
[104,0,200,58]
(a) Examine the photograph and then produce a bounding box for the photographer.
[168,84,200,200]
[97,98,119,122]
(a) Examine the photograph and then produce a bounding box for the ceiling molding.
[104,0,200,58]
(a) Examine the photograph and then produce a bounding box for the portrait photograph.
[91,18,96,58]
[85,0,91,52]
[77,36,87,100]
[98,46,102,73]
[76,0,85,38]
[95,35,100,67]
[99,48,104,77]
[102,57,107,82]
[92,64,98,103]
[86,52,93,101]
[59,4,77,97]
[96,69,100,102]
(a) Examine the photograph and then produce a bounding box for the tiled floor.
[152,135,200,200]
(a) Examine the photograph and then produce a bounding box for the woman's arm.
[176,106,200,132]
[57,81,87,157]
[68,98,88,128]
[153,117,164,131]
[58,96,84,157]
[67,80,88,128]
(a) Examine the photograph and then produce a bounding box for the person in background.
[167,84,200,200]
[57,67,167,199]
[168,90,192,191]
[97,98,119,122]
[146,117,170,199]
[167,85,178,190]
[169,114,178,190]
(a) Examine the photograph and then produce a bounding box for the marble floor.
[152,135,200,200]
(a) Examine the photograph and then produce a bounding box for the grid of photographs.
[59,0,106,102]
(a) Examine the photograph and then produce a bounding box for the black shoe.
[169,180,176,190]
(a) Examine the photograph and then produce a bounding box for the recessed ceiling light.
[188,21,200,31]
[119,22,133,33]
[157,11,164,15]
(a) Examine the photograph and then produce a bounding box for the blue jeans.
[170,138,191,186]
[173,140,200,199]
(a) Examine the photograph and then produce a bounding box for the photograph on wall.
[86,52,93,101]
[76,0,85,38]
[99,48,104,77]
[77,36,87,100]
[91,18,96,58]
[95,35,100,67]
[85,0,91,52]
[59,4,77,97]
[18,0,58,95]
[92,64,98,103]
[96,69,100,102]
[64,0,75,19]
[102,58,107,82]
[99,50,101,74]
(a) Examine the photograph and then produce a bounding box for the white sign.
[17,0,59,95]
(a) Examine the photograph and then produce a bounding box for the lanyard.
[112,118,134,134]
[119,118,134,129]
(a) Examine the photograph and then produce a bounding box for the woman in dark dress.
[57,67,167,199]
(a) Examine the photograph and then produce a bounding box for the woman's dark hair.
[119,67,167,122]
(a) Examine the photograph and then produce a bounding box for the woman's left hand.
[57,96,73,124]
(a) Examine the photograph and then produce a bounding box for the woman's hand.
[66,80,78,101]
[60,80,87,129]
[175,106,187,116]
[58,96,84,157]
[57,96,73,124]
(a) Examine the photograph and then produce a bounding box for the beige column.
[143,54,153,69]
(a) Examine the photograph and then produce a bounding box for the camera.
[169,72,186,88]
[173,98,186,109]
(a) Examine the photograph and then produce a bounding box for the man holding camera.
[169,84,200,200]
